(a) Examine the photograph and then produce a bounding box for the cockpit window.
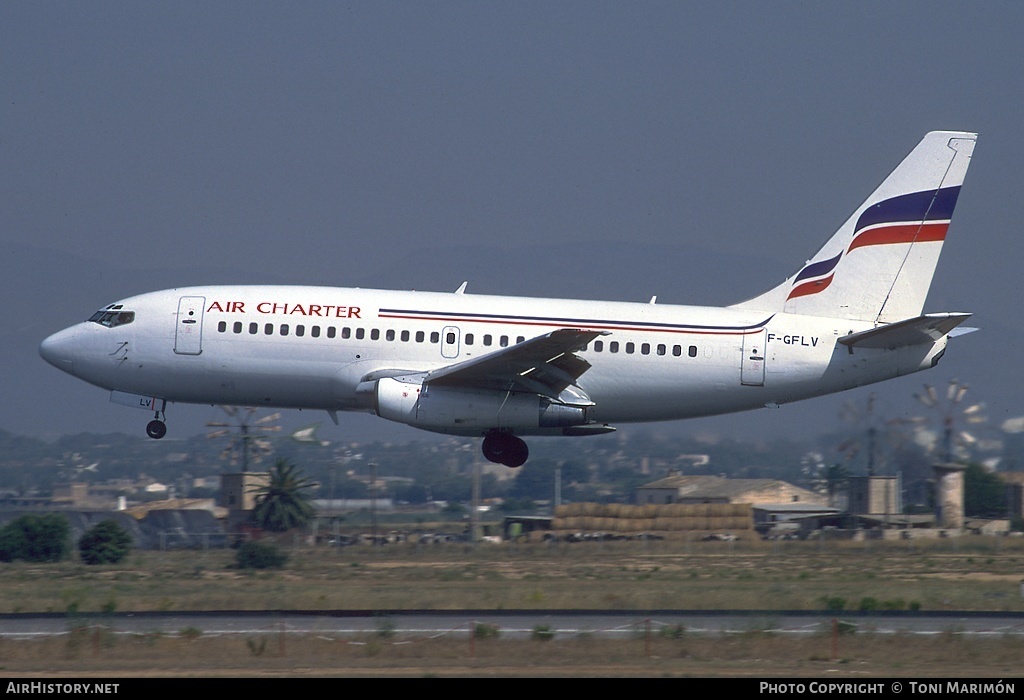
[88,306,135,328]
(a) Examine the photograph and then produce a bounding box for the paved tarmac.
[3,610,1023,640]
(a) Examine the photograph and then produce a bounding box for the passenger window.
[370,329,380,341]
[594,340,603,352]
[264,324,274,335]
[249,323,259,335]
[342,327,351,339]
[689,345,697,357]
[295,325,305,337]
[626,342,635,354]
[673,345,682,357]
[609,341,619,353]
[465,333,474,345]
[401,330,410,342]
[218,321,227,333]
[657,344,666,356]
[641,343,650,355]
[327,327,337,339]
[500,336,508,347]
[483,335,492,346]
[280,324,289,336]
[311,326,321,338]
[446,332,456,344]
[430,332,440,343]
[416,331,425,342]
[356,328,365,340]
[516,336,525,343]
[385,329,395,341]
[233,322,243,334]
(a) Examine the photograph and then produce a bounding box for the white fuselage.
[39,284,946,436]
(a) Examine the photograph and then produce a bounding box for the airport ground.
[1,536,1024,677]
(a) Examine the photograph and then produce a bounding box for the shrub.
[374,616,396,638]
[532,624,555,641]
[0,514,70,563]
[858,597,879,611]
[246,637,268,656]
[821,596,846,611]
[234,540,288,569]
[78,519,133,565]
[474,622,501,639]
[660,624,686,639]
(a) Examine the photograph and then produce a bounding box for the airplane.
[39,131,977,468]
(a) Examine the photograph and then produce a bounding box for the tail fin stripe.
[855,186,961,231]
[793,253,842,284]
[848,222,949,253]
[787,273,835,301]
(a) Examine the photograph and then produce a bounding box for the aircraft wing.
[838,313,973,350]
[423,328,606,405]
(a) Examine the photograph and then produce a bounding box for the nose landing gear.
[146,406,167,440]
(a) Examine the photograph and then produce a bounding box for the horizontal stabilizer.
[949,326,978,338]
[838,313,973,350]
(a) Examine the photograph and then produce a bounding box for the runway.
[3,609,1024,640]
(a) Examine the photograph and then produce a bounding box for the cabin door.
[174,296,206,355]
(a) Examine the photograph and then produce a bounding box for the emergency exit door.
[740,329,766,386]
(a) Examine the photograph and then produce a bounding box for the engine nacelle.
[374,377,588,432]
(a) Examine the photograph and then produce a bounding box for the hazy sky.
[4,2,1024,448]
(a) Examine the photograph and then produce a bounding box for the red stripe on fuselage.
[377,313,765,335]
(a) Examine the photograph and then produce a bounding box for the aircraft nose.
[39,327,77,374]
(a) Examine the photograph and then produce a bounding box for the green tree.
[250,459,316,532]
[964,463,1007,518]
[0,514,70,562]
[509,458,558,501]
[78,519,133,565]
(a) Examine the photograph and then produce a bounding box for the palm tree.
[250,459,316,532]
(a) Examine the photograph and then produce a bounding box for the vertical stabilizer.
[733,131,976,323]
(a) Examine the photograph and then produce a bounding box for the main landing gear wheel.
[482,431,529,468]
[146,419,167,440]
